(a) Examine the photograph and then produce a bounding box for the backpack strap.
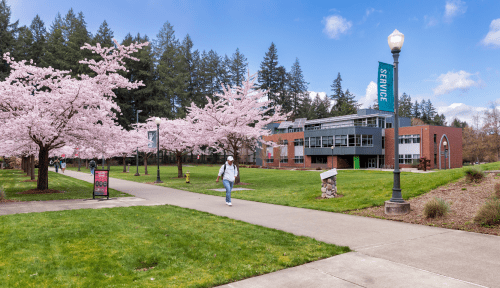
[221,164,226,178]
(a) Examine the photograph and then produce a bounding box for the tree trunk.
[177,153,183,178]
[26,156,31,176]
[234,151,240,184]
[30,155,35,180]
[123,156,127,172]
[37,146,49,190]
[107,158,111,170]
[144,156,148,175]
[85,159,88,169]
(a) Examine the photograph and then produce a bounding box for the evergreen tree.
[275,65,291,114]
[229,48,247,88]
[297,94,315,120]
[0,0,19,80]
[93,20,114,47]
[398,92,412,117]
[29,15,46,65]
[41,13,66,70]
[200,49,221,102]
[288,58,308,117]
[65,11,92,76]
[425,99,437,120]
[219,54,232,88]
[412,100,420,118]
[451,118,467,128]
[312,94,330,119]
[153,22,182,118]
[329,73,358,116]
[12,25,33,61]
[114,33,155,129]
[258,42,280,113]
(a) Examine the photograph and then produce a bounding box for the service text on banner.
[377,62,394,112]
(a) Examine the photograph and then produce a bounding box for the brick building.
[259,109,462,170]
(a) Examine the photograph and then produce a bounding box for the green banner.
[377,62,394,112]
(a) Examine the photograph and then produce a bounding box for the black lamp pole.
[331,145,334,170]
[135,110,142,176]
[390,49,404,203]
[155,121,163,183]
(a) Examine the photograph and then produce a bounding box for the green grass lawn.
[69,162,500,212]
[0,205,350,287]
[0,169,131,201]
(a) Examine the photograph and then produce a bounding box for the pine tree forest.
[2,2,466,133]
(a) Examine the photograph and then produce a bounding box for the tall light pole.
[443,140,448,170]
[135,110,142,176]
[154,117,163,183]
[331,145,335,170]
[385,29,410,215]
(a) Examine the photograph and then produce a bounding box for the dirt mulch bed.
[21,179,37,182]
[16,189,65,195]
[348,173,500,236]
[235,182,251,186]
[0,198,19,203]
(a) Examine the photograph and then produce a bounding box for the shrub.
[474,199,500,226]
[423,197,450,218]
[494,183,500,199]
[316,167,322,170]
[464,167,485,183]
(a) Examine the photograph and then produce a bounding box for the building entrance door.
[368,158,376,168]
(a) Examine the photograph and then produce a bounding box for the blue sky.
[9,0,500,124]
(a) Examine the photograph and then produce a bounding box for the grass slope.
[69,164,500,212]
[0,169,130,201]
[0,205,349,287]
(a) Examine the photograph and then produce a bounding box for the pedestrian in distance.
[216,156,238,206]
[54,157,60,173]
[89,159,96,176]
[61,159,66,173]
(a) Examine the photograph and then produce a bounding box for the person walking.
[61,160,66,173]
[216,156,238,206]
[89,159,96,176]
[54,157,60,173]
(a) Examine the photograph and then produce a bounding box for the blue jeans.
[90,167,95,175]
[55,164,58,173]
[223,180,234,203]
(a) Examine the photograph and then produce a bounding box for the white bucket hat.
[227,156,234,161]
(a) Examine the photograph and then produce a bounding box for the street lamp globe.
[388,29,405,53]
[155,117,161,125]
[443,140,447,147]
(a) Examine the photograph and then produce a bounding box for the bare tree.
[483,102,500,161]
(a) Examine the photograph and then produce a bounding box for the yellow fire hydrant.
[185,171,190,183]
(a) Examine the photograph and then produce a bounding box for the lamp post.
[154,117,163,183]
[385,29,410,215]
[443,140,448,170]
[331,145,335,170]
[135,110,142,176]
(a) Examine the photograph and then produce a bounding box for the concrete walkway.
[2,168,499,287]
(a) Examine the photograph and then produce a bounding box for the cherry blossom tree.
[138,117,206,178]
[0,40,149,190]
[187,73,289,184]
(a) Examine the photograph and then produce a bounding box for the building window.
[399,154,419,164]
[378,117,385,128]
[349,135,355,146]
[363,135,373,147]
[288,127,303,133]
[399,135,420,144]
[354,119,364,126]
[382,136,385,149]
[322,136,333,147]
[310,137,322,148]
[434,134,437,143]
[434,154,437,165]
[311,155,328,164]
[305,137,309,148]
[367,117,376,127]
[386,122,392,128]
[335,135,347,147]
[294,156,304,163]
[280,158,288,163]
[294,139,304,146]
[266,158,274,163]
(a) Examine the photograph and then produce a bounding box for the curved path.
[1,168,498,288]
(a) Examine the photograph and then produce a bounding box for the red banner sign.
[93,170,109,198]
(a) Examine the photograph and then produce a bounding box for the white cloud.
[358,81,378,108]
[481,18,500,47]
[424,15,439,27]
[437,103,487,126]
[322,15,352,39]
[308,91,328,100]
[444,0,467,23]
[433,70,479,95]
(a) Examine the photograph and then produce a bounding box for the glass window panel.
[355,135,361,147]
[349,135,355,146]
